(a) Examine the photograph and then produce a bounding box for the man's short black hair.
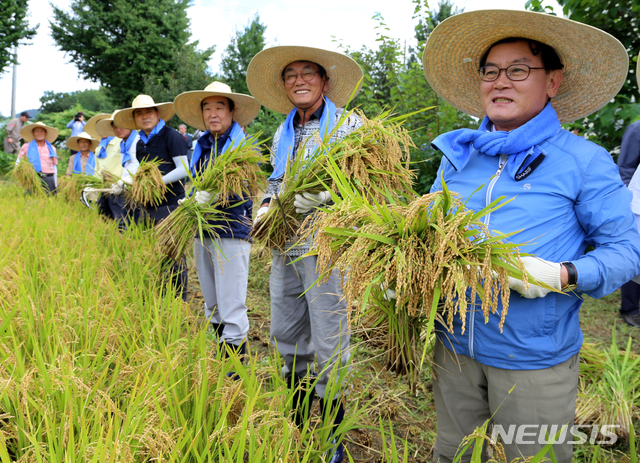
[479,38,564,72]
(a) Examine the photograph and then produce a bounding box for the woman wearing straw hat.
[174,81,261,358]
[65,132,99,176]
[114,94,189,300]
[421,10,640,462]
[246,45,363,462]
[17,121,60,194]
[93,110,140,227]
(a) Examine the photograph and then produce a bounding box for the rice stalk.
[303,169,545,391]
[251,110,416,251]
[58,174,103,202]
[128,160,167,207]
[12,158,44,195]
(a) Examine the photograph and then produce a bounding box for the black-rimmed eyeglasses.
[478,64,546,82]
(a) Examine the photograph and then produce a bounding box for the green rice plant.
[128,159,167,207]
[251,110,417,251]
[575,332,640,442]
[155,137,267,260]
[12,158,44,195]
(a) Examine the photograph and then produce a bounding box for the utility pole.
[10,46,18,118]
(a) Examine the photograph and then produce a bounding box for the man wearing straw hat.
[93,110,140,227]
[422,10,640,462]
[247,45,363,462]
[17,121,59,194]
[65,132,99,176]
[174,81,261,358]
[114,95,189,300]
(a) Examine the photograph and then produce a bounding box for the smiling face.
[480,40,563,131]
[133,107,159,135]
[33,127,47,143]
[202,96,234,136]
[283,61,329,113]
[112,122,132,141]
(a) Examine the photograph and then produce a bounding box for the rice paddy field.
[0,178,638,462]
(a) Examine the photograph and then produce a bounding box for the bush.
[0,150,15,176]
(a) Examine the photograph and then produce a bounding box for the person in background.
[66,132,99,176]
[66,112,86,155]
[4,111,30,154]
[114,95,189,300]
[422,10,640,462]
[178,123,193,162]
[17,121,59,194]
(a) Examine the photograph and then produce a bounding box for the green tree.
[0,0,38,73]
[527,0,640,155]
[142,42,216,128]
[50,0,209,107]
[39,88,114,114]
[220,15,284,149]
[344,0,474,193]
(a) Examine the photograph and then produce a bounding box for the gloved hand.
[380,282,396,300]
[195,190,213,205]
[254,203,270,225]
[111,179,126,195]
[508,256,561,299]
[294,191,332,214]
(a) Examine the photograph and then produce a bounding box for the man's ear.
[323,76,330,94]
[547,69,563,99]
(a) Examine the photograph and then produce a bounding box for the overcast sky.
[0,0,562,118]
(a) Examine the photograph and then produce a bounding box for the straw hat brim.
[422,10,629,124]
[246,46,363,114]
[66,134,100,152]
[173,90,261,131]
[96,117,116,138]
[113,102,175,130]
[20,122,59,144]
[84,113,111,139]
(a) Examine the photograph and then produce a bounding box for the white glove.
[194,190,213,205]
[254,204,270,225]
[177,197,186,205]
[508,256,561,299]
[111,180,124,195]
[293,191,332,214]
[380,283,396,300]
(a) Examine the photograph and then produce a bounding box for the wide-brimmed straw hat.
[113,95,175,130]
[20,121,59,144]
[95,110,123,138]
[84,113,111,139]
[173,81,261,130]
[246,45,363,115]
[422,10,629,124]
[66,131,100,152]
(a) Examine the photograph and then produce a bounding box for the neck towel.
[431,103,561,179]
[190,122,246,176]
[270,97,336,180]
[73,151,96,175]
[26,140,56,173]
[121,130,138,166]
[96,136,115,159]
[139,119,165,145]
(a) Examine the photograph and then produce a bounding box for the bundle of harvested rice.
[155,137,267,260]
[58,174,103,202]
[13,159,44,195]
[251,110,416,251]
[306,176,541,391]
[128,160,167,207]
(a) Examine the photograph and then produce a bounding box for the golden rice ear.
[127,160,167,208]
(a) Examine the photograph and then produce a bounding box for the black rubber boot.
[220,342,247,380]
[210,322,226,338]
[288,374,316,427]
[318,397,345,463]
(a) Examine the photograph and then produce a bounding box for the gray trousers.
[270,251,351,399]
[432,340,579,463]
[194,237,251,346]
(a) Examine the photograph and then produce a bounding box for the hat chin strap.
[288,93,325,127]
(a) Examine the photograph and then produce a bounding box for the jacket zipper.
[468,154,508,359]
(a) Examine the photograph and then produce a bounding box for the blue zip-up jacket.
[194,128,253,241]
[430,123,640,370]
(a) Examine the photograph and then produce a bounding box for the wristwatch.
[561,262,578,292]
